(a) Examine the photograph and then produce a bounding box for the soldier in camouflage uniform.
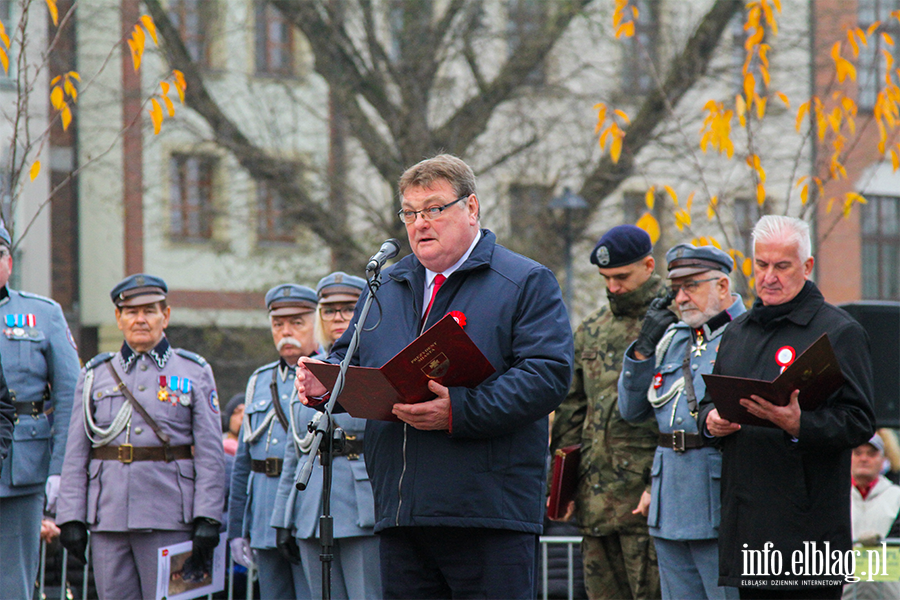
[551,225,671,600]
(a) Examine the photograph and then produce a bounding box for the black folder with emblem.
[306,314,495,421]
[702,334,846,428]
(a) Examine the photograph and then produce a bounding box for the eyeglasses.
[320,306,355,321]
[670,277,719,296]
[0,248,9,259]
[398,195,469,224]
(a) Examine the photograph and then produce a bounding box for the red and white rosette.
[775,346,795,373]
[449,311,466,327]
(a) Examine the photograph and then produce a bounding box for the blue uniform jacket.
[228,361,295,549]
[0,286,80,497]
[327,230,573,534]
[618,295,745,540]
[270,403,376,539]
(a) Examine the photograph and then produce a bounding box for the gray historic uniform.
[228,360,311,600]
[57,338,225,600]
[0,286,79,598]
[618,295,745,600]
[271,386,381,599]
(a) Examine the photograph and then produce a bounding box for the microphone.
[366,239,401,273]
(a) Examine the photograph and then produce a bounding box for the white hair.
[751,215,811,260]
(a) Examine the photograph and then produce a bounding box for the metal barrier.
[38,535,580,600]
[539,535,583,600]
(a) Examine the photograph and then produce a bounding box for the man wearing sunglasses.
[618,243,744,600]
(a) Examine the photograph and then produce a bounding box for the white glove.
[229,537,256,569]
[45,475,60,514]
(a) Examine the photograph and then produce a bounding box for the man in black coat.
[699,215,875,600]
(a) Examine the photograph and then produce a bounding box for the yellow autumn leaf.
[826,197,836,214]
[610,135,623,164]
[616,22,635,39]
[664,185,678,205]
[51,75,62,86]
[174,70,186,102]
[693,237,706,247]
[892,148,900,171]
[847,191,867,205]
[64,78,77,101]
[800,184,809,204]
[743,72,756,102]
[867,22,881,36]
[707,195,718,220]
[127,38,140,72]
[742,257,753,277]
[30,161,41,180]
[884,32,895,46]
[45,0,58,26]
[645,187,655,210]
[149,98,163,134]
[0,48,7,74]
[756,95,767,119]
[756,183,766,205]
[796,100,809,131]
[161,81,171,96]
[163,95,175,117]
[61,105,72,131]
[685,191,695,211]
[68,70,80,81]
[848,29,860,57]
[708,236,722,249]
[614,109,630,124]
[0,19,9,49]
[140,15,158,45]
[50,86,64,110]
[776,91,789,108]
[635,212,660,244]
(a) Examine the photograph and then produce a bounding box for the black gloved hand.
[59,521,88,566]
[191,517,220,566]
[633,292,678,358]
[276,527,301,565]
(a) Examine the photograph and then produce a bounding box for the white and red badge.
[775,346,796,373]
[653,373,663,389]
[449,311,467,327]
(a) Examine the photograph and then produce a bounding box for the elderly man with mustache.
[227,284,321,599]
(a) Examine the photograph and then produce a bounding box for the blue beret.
[0,220,10,248]
[590,225,652,268]
[316,271,366,303]
[265,284,317,316]
[666,243,734,278]
[111,274,168,307]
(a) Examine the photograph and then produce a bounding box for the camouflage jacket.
[550,274,666,536]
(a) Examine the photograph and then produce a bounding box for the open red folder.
[306,314,496,421]
[702,333,846,428]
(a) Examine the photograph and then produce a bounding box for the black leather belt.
[658,431,704,452]
[251,457,283,477]
[14,400,44,417]
[92,444,192,463]
[338,435,364,460]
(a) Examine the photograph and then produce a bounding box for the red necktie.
[422,274,446,326]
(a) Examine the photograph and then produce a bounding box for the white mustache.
[277,337,303,351]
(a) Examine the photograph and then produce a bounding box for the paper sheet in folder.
[306,314,496,421]
[702,333,846,428]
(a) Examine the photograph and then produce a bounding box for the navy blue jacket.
[329,230,573,534]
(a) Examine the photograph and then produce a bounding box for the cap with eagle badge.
[265,284,317,316]
[666,243,734,279]
[110,274,168,307]
[590,225,653,268]
[316,271,366,305]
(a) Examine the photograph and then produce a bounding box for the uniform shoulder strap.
[85,352,116,371]
[174,348,209,367]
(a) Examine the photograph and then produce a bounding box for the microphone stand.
[294,263,386,600]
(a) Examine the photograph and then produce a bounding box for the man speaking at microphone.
[296,154,574,599]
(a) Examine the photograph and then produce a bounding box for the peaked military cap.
[111,274,168,307]
[590,225,652,268]
[265,284,317,316]
[0,220,10,248]
[666,243,734,279]
[316,271,366,304]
